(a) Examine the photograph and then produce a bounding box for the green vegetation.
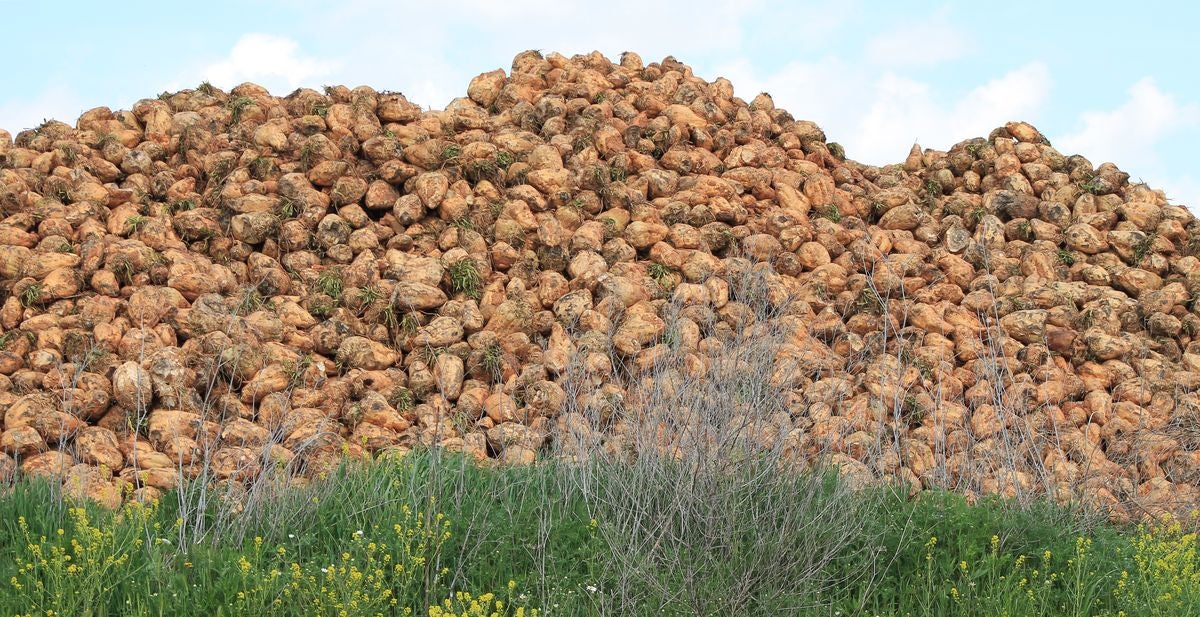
[480,342,503,383]
[124,215,147,234]
[647,262,677,291]
[1,454,1197,616]
[298,142,320,170]
[110,257,136,286]
[95,133,119,149]
[1080,176,1105,195]
[448,258,482,300]
[1,469,540,617]
[276,196,300,220]
[968,206,988,226]
[902,394,927,425]
[1132,233,1157,266]
[248,156,274,180]
[284,353,314,388]
[358,284,383,307]
[307,295,336,318]
[165,199,196,215]
[19,284,42,308]
[226,96,255,123]
[467,159,498,182]
[389,386,415,411]
[0,329,20,351]
[856,286,886,315]
[1017,219,1034,241]
[599,217,618,240]
[235,286,265,315]
[315,268,344,299]
[57,144,80,165]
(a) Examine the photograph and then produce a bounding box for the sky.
[1,0,1196,208]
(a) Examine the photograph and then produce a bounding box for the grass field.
[1,451,1198,616]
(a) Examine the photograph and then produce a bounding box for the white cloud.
[313,0,788,109]
[1154,175,1200,210]
[711,56,866,125]
[196,34,338,92]
[852,62,1051,162]
[956,62,1051,127]
[1055,78,1199,172]
[1055,79,1200,210]
[0,86,86,134]
[714,58,1051,165]
[864,11,968,67]
[154,1,851,112]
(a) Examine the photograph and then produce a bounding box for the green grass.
[647,262,677,291]
[276,196,299,220]
[315,268,344,300]
[466,159,498,183]
[0,456,569,616]
[307,295,336,318]
[1,451,1197,616]
[248,157,274,180]
[0,330,19,351]
[1132,233,1157,266]
[448,258,482,300]
[480,343,503,383]
[440,145,462,163]
[1080,176,1105,195]
[19,283,43,307]
[921,179,943,207]
[358,284,383,307]
[165,199,196,215]
[95,133,120,149]
[235,286,265,315]
[298,142,320,170]
[125,215,148,234]
[226,96,255,123]
[389,386,415,411]
[856,286,886,315]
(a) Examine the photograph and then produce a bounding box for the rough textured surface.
[1,51,1198,519]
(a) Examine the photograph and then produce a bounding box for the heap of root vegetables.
[1,50,1198,521]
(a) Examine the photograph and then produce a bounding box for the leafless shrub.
[542,264,894,614]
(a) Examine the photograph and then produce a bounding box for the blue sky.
[2,0,1196,207]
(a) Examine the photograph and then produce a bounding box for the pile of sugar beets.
[1,50,1198,522]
